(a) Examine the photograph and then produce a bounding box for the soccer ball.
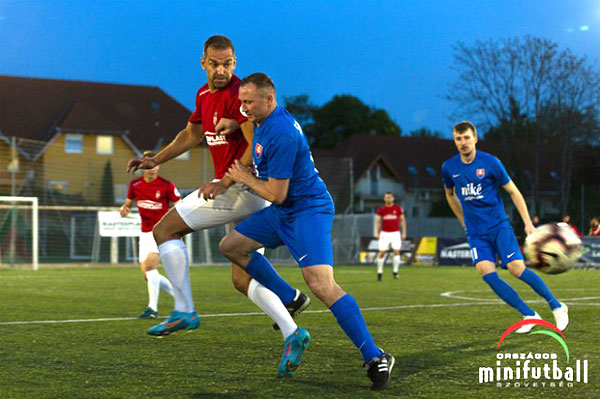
[524,222,582,274]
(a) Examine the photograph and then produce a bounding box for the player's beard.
[211,75,229,89]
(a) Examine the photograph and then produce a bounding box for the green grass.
[1,265,599,399]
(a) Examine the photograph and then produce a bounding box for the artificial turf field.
[1,265,598,399]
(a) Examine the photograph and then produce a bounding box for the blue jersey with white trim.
[441,151,511,236]
[252,106,333,214]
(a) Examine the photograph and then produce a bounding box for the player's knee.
[507,261,525,277]
[219,235,237,259]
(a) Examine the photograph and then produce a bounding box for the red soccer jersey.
[188,75,248,179]
[127,176,181,232]
[377,205,404,232]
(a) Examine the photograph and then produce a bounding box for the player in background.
[589,217,600,236]
[374,192,406,281]
[442,121,569,332]
[220,73,394,389]
[120,150,179,319]
[126,35,309,340]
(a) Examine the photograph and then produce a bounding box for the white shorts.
[378,231,401,252]
[175,183,269,231]
[139,231,159,261]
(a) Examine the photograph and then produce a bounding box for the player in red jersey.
[120,150,180,319]
[374,192,407,281]
[126,35,309,339]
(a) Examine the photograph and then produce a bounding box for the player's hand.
[524,223,536,236]
[226,160,253,185]
[119,206,131,217]
[375,233,380,240]
[402,233,407,240]
[215,117,239,135]
[126,157,156,173]
[199,181,227,200]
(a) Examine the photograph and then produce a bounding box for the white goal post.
[0,196,39,270]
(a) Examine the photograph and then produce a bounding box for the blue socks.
[483,272,535,316]
[330,294,381,362]
[245,252,296,305]
[519,268,561,310]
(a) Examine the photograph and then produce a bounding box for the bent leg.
[477,260,535,316]
[153,208,194,313]
[509,260,560,310]
[302,264,381,362]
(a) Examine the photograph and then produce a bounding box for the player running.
[374,192,406,281]
[120,150,179,318]
[126,35,309,341]
[220,73,394,389]
[441,121,569,332]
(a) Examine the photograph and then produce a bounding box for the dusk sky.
[1,1,599,136]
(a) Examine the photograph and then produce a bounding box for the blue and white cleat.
[147,310,200,337]
[277,327,310,378]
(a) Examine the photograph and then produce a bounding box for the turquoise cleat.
[277,327,311,377]
[147,310,200,337]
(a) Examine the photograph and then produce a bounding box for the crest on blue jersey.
[476,168,485,179]
[255,143,263,158]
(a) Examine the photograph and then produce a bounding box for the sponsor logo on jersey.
[255,143,263,158]
[476,168,485,179]
[155,190,161,199]
[205,132,228,146]
[383,214,399,220]
[461,182,484,200]
[137,200,163,210]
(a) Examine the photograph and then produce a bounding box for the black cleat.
[393,273,399,280]
[377,273,382,281]
[273,290,311,330]
[364,351,395,390]
[137,307,159,319]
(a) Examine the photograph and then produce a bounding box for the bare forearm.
[154,128,203,166]
[446,195,465,229]
[243,176,284,204]
[511,191,532,226]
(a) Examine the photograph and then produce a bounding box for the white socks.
[158,240,194,313]
[393,255,400,274]
[145,269,174,311]
[376,256,385,275]
[247,279,297,339]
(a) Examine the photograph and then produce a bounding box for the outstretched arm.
[119,198,134,217]
[503,180,535,235]
[127,122,204,173]
[444,187,466,230]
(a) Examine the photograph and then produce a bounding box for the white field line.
[0,299,598,326]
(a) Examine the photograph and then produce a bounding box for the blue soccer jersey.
[251,106,333,214]
[441,151,511,236]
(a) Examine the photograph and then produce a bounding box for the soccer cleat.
[137,307,159,319]
[377,273,382,282]
[364,350,395,390]
[393,273,399,280]
[147,310,200,336]
[515,312,542,334]
[552,302,569,331]
[277,327,311,378]
[273,290,311,331]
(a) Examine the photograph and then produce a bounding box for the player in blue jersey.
[218,73,394,390]
[441,121,569,332]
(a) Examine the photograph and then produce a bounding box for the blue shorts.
[235,204,334,267]
[467,224,524,268]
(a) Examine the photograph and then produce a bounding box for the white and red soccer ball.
[524,222,583,274]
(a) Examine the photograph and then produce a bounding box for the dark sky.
[1,0,598,136]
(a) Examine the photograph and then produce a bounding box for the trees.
[99,160,115,206]
[284,94,401,148]
[447,36,600,216]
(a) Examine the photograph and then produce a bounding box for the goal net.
[0,196,39,270]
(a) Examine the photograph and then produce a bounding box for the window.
[425,167,436,176]
[96,135,113,154]
[150,101,160,111]
[408,166,418,176]
[65,134,83,154]
[175,150,190,160]
[412,206,420,217]
[370,165,380,195]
